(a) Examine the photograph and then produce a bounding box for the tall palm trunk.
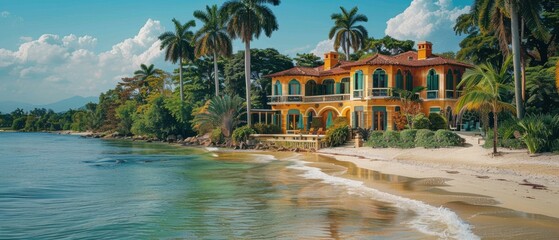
[510,3,524,119]
[492,105,498,155]
[179,59,184,102]
[245,41,252,127]
[213,51,219,96]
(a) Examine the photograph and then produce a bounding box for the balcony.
[304,94,350,102]
[445,90,454,98]
[368,88,392,98]
[353,90,364,98]
[269,95,303,103]
[426,90,439,99]
[268,94,350,104]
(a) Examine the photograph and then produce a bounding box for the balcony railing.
[269,95,303,103]
[304,94,350,102]
[368,88,392,98]
[456,90,463,98]
[353,90,364,98]
[445,90,454,99]
[426,90,439,99]
[268,94,350,104]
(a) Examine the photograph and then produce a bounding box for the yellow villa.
[259,41,472,134]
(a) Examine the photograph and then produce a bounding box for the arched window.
[274,80,282,95]
[305,80,317,96]
[405,71,413,91]
[446,69,454,98]
[288,79,301,95]
[323,79,335,95]
[395,70,404,90]
[341,78,350,94]
[373,68,387,88]
[426,69,439,99]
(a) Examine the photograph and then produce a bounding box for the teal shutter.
[427,75,431,90]
[335,83,341,94]
[435,74,439,89]
[360,112,364,128]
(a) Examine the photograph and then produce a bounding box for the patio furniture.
[449,124,457,131]
[316,128,325,135]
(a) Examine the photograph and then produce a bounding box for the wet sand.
[315,134,559,239]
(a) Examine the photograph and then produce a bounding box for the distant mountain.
[0,96,98,113]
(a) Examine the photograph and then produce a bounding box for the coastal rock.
[166,135,176,143]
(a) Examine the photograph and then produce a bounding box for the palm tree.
[158,19,196,102]
[473,0,547,119]
[194,5,233,96]
[134,63,157,100]
[134,63,156,81]
[329,6,368,61]
[221,0,280,127]
[192,94,245,138]
[455,57,516,155]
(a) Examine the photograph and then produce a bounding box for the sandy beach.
[317,133,559,219]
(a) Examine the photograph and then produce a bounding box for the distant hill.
[0,96,98,113]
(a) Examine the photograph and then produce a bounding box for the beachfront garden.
[0,0,558,153]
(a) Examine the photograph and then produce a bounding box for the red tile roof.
[264,51,472,78]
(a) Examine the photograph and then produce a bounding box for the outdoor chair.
[316,128,325,135]
[449,124,457,131]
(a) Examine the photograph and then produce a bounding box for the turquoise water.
[0,133,476,239]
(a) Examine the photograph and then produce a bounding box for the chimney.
[417,41,433,60]
[324,51,339,70]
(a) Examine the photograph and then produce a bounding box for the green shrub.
[210,128,224,144]
[252,123,281,134]
[399,129,418,148]
[412,114,430,129]
[324,124,350,147]
[383,130,400,147]
[429,113,447,130]
[365,131,386,148]
[483,130,525,149]
[354,127,370,141]
[518,114,559,153]
[232,125,256,144]
[434,130,464,147]
[415,129,436,148]
[498,119,523,140]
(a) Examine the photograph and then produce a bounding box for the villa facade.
[262,41,472,133]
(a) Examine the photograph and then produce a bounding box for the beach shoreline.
[317,133,559,219]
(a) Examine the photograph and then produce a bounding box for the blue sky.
[0,0,472,104]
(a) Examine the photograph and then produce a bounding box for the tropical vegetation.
[329,6,368,60]
[221,0,280,127]
[2,1,558,154]
[455,57,516,154]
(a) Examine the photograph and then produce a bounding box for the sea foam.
[287,159,480,240]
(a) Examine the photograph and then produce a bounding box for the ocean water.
[0,132,480,239]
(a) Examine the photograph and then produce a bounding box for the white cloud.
[0,19,170,104]
[1,11,9,18]
[310,39,335,58]
[385,0,470,52]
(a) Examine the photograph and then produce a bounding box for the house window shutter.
[335,83,341,94]
[360,112,364,128]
